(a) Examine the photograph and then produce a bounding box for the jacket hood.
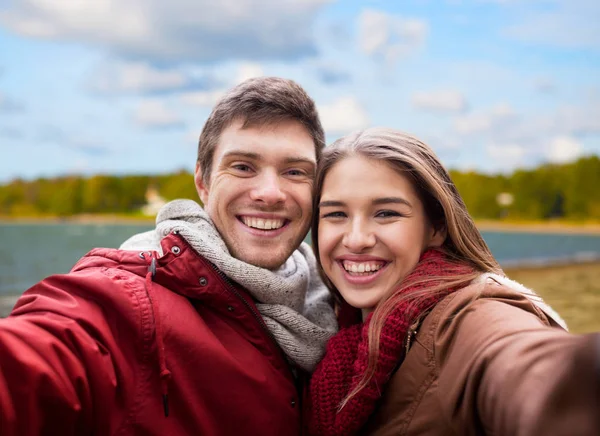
[477,272,568,330]
[71,246,156,279]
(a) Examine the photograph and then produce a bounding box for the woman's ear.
[428,225,447,248]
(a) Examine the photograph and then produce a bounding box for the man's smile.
[238,215,287,230]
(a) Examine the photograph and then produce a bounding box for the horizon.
[1,152,600,186]
[1,0,599,182]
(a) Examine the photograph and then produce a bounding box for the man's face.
[195,119,316,270]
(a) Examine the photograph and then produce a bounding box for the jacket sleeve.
[435,296,600,436]
[0,270,142,436]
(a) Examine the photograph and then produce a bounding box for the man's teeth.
[241,217,285,230]
[342,261,384,274]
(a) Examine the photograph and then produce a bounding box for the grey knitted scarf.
[120,199,338,372]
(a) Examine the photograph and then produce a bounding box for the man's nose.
[342,219,376,252]
[249,170,287,205]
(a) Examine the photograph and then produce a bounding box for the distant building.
[141,186,167,216]
[496,192,514,207]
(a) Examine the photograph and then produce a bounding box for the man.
[0,77,337,435]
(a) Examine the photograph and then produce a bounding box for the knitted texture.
[120,199,338,372]
[307,249,473,435]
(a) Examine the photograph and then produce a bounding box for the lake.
[1,222,599,316]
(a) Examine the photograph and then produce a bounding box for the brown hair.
[197,76,325,184]
[311,127,503,408]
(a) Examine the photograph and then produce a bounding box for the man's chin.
[235,249,290,270]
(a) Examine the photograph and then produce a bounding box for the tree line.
[1,156,599,221]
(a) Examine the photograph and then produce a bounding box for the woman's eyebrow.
[319,200,345,208]
[372,197,412,207]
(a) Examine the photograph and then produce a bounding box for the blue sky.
[0,0,598,182]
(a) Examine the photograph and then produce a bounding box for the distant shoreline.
[2,215,600,234]
[0,215,155,225]
[475,220,600,235]
[3,260,600,319]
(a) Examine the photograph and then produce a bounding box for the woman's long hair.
[311,127,503,408]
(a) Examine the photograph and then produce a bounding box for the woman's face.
[318,155,445,317]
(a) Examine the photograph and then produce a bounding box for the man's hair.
[197,76,325,184]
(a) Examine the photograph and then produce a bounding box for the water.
[0,223,153,316]
[1,223,599,316]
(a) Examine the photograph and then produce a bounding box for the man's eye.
[285,169,307,177]
[232,164,252,172]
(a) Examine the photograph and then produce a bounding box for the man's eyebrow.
[283,157,316,167]
[222,150,261,160]
[221,151,315,167]
[372,197,412,207]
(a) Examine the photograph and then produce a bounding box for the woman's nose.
[342,219,376,252]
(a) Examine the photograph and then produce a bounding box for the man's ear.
[428,225,447,248]
[194,162,209,205]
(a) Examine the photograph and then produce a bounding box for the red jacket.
[0,232,301,435]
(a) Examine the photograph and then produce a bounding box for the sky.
[0,0,598,182]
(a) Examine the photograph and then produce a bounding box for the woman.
[307,128,599,436]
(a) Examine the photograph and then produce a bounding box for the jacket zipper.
[205,261,289,364]
[405,319,421,356]
[172,233,295,379]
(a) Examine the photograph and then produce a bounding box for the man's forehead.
[214,120,317,165]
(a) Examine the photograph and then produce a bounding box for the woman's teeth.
[342,260,384,275]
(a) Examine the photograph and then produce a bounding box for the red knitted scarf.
[307,249,473,436]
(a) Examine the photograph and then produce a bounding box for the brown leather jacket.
[364,275,600,436]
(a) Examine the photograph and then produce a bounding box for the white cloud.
[233,62,265,85]
[503,0,600,50]
[35,125,109,155]
[69,158,91,174]
[91,62,190,94]
[533,77,556,94]
[180,90,225,107]
[133,100,183,128]
[441,60,516,89]
[486,143,529,171]
[487,143,527,160]
[412,90,467,113]
[319,96,370,135]
[555,101,600,135]
[179,62,264,107]
[548,136,583,163]
[0,91,24,112]
[477,0,518,4]
[0,126,24,139]
[454,103,516,134]
[358,10,428,65]
[312,61,351,84]
[0,0,331,63]
[454,113,492,134]
[448,97,598,171]
[490,102,516,119]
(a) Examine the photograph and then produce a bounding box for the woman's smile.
[318,155,442,314]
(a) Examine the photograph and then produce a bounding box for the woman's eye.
[375,210,401,218]
[321,211,346,219]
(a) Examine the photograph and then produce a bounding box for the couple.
[0,77,598,435]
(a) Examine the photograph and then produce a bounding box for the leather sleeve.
[0,271,143,436]
[435,295,600,436]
